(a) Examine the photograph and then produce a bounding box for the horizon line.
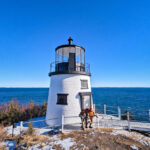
[0,86,150,88]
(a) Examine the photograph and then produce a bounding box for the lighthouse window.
[81,80,88,89]
[57,94,68,105]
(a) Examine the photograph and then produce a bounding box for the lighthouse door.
[82,95,91,109]
[79,92,92,110]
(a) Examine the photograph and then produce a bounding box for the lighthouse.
[46,37,93,126]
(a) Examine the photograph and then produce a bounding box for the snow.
[21,116,47,128]
[130,145,139,150]
[5,125,53,137]
[5,125,28,136]
[111,130,130,136]
[28,143,53,150]
[0,140,16,150]
[6,114,150,135]
[89,131,95,135]
[2,127,150,150]
[5,116,53,136]
[3,115,150,149]
[81,144,87,149]
[53,138,75,150]
[28,137,76,150]
[111,130,150,146]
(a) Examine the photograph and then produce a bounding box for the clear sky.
[0,0,150,87]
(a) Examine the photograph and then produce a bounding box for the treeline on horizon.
[0,99,47,126]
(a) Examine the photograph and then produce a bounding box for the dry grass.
[115,135,144,149]
[0,126,7,150]
[2,126,150,150]
[95,128,113,133]
[60,128,113,139]
[60,129,150,150]
[0,125,7,142]
[18,135,49,147]
[38,144,45,149]
[0,145,6,150]
[52,144,64,150]
[1,133,50,149]
[0,124,50,149]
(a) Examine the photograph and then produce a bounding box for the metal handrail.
[49,61,90,74]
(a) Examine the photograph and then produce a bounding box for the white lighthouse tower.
[46,37,93,126]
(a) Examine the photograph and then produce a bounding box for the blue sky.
[0,0,150,87]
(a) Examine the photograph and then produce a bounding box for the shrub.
[122,110,134,120]
[27,122,35,135]
[0,99,47,126]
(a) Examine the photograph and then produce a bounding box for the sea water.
[0,88,150,121]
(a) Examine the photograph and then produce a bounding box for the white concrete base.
[46,74,92,126]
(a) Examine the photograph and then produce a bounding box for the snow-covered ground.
[111,130,150,146]
[2,125,150,150]
[11,114,150,133]
[130,145,139,150]
[28,137,76,150]
[0,140,16,150]
[2,128,150,150]
[2,115,150,150]
[0,137,76,150]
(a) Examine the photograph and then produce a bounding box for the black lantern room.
[49,37,90,76]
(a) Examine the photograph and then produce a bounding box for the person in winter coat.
[79,109,86,130]
[88,107,96,128]
[85,108,90,128]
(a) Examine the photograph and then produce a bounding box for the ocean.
[0,88,150,121]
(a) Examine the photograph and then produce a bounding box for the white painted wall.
[46,74,92,126]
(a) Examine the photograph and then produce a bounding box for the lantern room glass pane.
[55,46,85,65]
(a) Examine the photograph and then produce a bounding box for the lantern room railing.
[49,61,90,76]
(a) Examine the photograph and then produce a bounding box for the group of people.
[79,107,97,130]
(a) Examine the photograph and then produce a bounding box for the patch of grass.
[0,125,7,142]
[60,129,150,150]
[38,144,45,149]
[17,135,49,147]
[52,144,64,150]
[52,144,65,150]
[115,135,144,149]
[0,145,6,150]
[60,128,113,140]
[3,127,150,150]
